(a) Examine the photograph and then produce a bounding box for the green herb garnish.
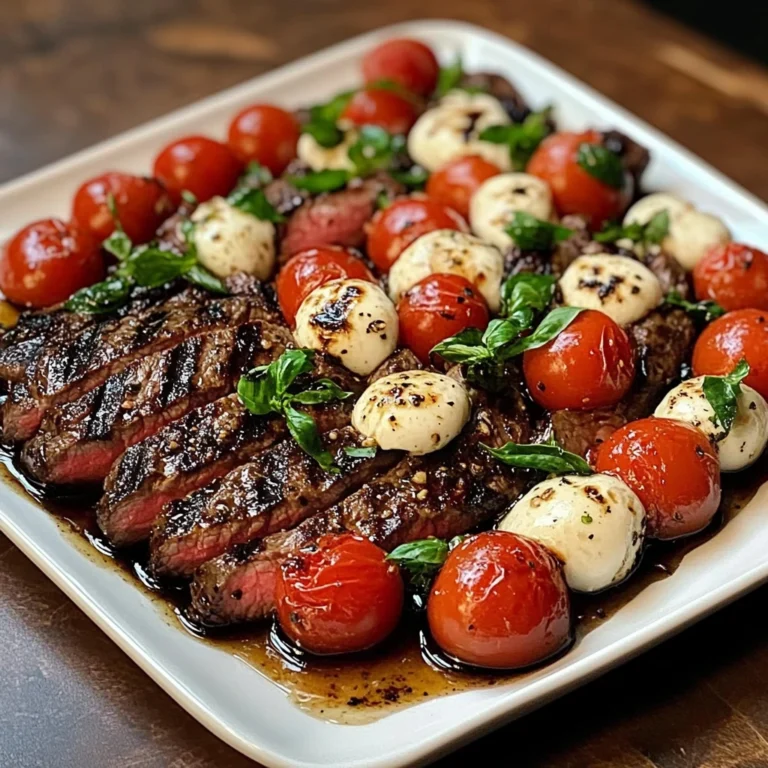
[500,273,557,318]
[226,186,285,223]
[343,445,378,459]
[482,440,593,475]
[435,57,464,98]
[576,143,624,188]
[665,291,725,324]
[387,538,449,596]
[301,90,356,148]
[595,210,670,246]
[347,125,406,176]
[64,275,134,315]
[479,109,552,170]
[390,165,429,190]
[505,212,574,251]
[288,169,351,194]
[702,359,750,434]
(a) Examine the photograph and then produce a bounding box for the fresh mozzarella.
[352,370,470,455]
[469,173,555,250]
[407,90,513,172]
[190,197,276,279]
[654,377,768,472]
[296,130,357,172]
[387,229,503,312]
[498,473,646,593]
[559,253,662,326]
[624,192,730,271]
[294,279,398,376]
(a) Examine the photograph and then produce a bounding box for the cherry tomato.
[398,274,489,364]
[693,243,768,312]
[366,196,467,273]
[692,309,768,399]
[152,136,243,204]
[276,247,375,326]
[227,104,300,176]
[523,310,635,410]
[425,156,501,219]
[340,87,418,135]
[361,38,439,97]
[527,130,631,229]
[71,171,174,245]
[0,219,103,308]
[427,531,571,670]
[595,417,721,540]
[276,534,404,655]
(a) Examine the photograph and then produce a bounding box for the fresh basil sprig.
[702,359,750,434]
[64,275,134,315]
[347,125,406,176]
[505,212,573,251]
[479,109,552,170]
[665,290,725,324]
[501,273,557,318]
[595,210,670,246]
[226,186,285,223]
[577,143,625,188]
[386,536,465,597]
[237,349,353,472]
[483,440,593,475]
[301,90,355,148]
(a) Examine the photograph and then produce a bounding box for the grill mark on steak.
[149,426,400,578]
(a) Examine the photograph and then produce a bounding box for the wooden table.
[2,1,768,766]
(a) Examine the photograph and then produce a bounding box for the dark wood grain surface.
[1,1,767,766]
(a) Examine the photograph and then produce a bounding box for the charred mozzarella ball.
[352,370,470,455]
[624,193,731,271]
[294,278,398,375]
[387,229,503,312]
[296,130,357,172]
[654,377,768,472]
[190,197,276,279]
[559,254,662,326]
[498,474,646,593]
[407,90,512,172]
[469,173,555,250]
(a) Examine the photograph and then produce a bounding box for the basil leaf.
[435,57,463,98]
[347,126,406,177]
[390,165,429,190]
[227,187,285,223]
[499,306,583,359]
[237,365,279,416]
[185,264,227,294]
[665,291,725,324]
[595,210,670,246]
[343,445,377,459]
[577,143,624,188]
[284,403,339,473]
[273,348,316,397]
[290,378,353,405]
[643,210,670,245]
[102,229,133,262]
[311,90,356,124]
[288,170,351,194]
[431,327,490,364]
[241,161,273,186]
[181,190,198,206]
[501,273,557,317]
[482,316,530,355]
[703,359,750,433]
[387,538,449,595]
[125,246,197,288]
[302,119,344,149]
[483,440,593,475]
[479,109,552,170]
[504,212,573,252]
[64,274,134,315]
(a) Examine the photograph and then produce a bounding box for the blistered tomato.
[693,243,768,312]
[426,156,501,219]
[227,104,300,176]
[340,88,418,135]
[361,38,439,97]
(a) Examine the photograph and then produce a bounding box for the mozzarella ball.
[624,193,731,271]
[559,254,662,326]
[387,229,503,312]
[654,377,768,472]
[190,197,276,279]
[352,370,470,455]
[469,173,555,251]
[498,473,646,593]
[407,90,513,172]
[294,279,398,375]
[296,130,357,172]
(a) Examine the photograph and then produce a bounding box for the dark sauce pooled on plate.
[0,441,765,725]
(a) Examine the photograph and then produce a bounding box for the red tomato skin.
[527,130,631,229]
[693,243,768,312]
[276,534,404,656]
[427,531,572,670]
[276,247,375,326]
[692,309,768,399]
[362,38,439,97]
[152,136,243,204]
[522,310,636,410]
[71,172,174,245]
[426,156,501,219]
[340,88,418,135]
[0,219,104,308]
[398,273,489,363]
[366,196,467,273]
[227,104,300,176]
[595,417,721,540]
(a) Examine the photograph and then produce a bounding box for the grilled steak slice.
[20,322,292,484]
[3,291,280,441]
[368,348,422,383]
[189,387,531,626]
[150,426,400,578]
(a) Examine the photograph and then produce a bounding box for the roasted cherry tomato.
[152,135,243,204]
[276,247,375,326]
[227,104,300,176]
[366,196,467,273]
[595,417,721,540]
[340,87,418,135]
[276,534,404,656]
[425,156,501,219]
[523,310,635,410]
[692,309,768,399]
[398,273,489,364]
[361,38,439,97]
[71,171,174,245]
[527,130,631,229]
[0,219,103,308]
[693,243,768,312]
[427,531,571,670]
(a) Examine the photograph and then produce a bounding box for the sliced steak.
[367,348,422,383]
[150,426,400,578]
[21,322,292,484]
